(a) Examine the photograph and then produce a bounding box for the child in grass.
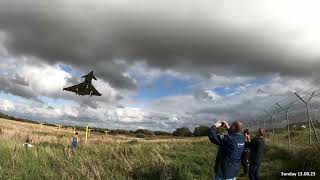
[23,135,33,148]
[71,132,79,152]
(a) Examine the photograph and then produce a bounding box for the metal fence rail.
[251,85,320,149]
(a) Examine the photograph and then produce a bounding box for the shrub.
[111,129,130,134]
[193,126,210,136]
[135,129,155,136]
[173,127,192,137]
[154,131,172,136]
[136,133,145,138]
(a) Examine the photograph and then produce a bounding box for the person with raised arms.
[209,121,245,180]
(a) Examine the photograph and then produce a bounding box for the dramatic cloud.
[21,63,71,96]
[0,57,124,108]
[1,0,320,88]
[0,76,37,99]
[1,1,320,131]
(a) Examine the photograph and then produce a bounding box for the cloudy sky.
[1,0,320,132]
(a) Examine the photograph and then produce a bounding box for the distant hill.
[0,111,40,124]
[0,111,173,136]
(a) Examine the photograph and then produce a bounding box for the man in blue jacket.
[209,121,245,180]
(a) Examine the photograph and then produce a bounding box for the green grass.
[0,138,216,180]
[257,128,320,180]
[0,128,319,179]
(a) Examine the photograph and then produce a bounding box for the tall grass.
[0,137,216,180]
[0,118,319,180]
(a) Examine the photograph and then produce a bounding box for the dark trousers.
[242,160,249,175]
[249,163,260,180]
[241,151,250,176]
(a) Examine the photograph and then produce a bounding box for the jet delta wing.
[63,71,102,97]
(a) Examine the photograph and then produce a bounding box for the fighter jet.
[63,71,102,97]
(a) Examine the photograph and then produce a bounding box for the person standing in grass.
[240,129,251,177]
[71,132,79,152]
[247,128,266,180]
[209,121,245,180]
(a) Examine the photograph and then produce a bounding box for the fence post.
[306,103,311,145]
[273,113,277,143]
[310,118,320,145]
[264,110,275,144]
[255,119,259,130]
[286,110,290,149]
[276,103,290,150]
[294,91,317,145]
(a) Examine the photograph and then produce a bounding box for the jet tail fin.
[82,71,97,80]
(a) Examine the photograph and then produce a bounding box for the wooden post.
[85,124,89,143]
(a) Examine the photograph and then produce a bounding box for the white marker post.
[105,130,111,136]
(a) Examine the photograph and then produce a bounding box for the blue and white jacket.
[209,127,245,178]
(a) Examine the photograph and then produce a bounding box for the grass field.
[0,118,319,180]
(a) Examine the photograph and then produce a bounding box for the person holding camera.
[208,121,245,180]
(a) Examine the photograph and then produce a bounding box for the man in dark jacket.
[209,121,245,180]
[248,128,266,180]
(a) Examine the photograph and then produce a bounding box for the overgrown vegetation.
[0,118,319,179]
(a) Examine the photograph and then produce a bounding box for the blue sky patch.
[214,77,271,96]
[0,92,24,102]
[134,75,194,100]
[59,64,82,77]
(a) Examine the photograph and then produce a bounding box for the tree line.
[109,126,211,137]
[0,111,211,137]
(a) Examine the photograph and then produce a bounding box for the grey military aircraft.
[63,71,102,97]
